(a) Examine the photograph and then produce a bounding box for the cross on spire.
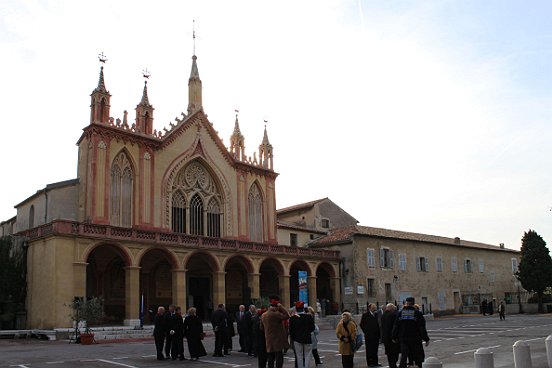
[142,68,151,79]
[98,52,107,63]
[193,19,196,55]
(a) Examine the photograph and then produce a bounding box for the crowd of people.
[337,297,430,368]
[152,296,434,368]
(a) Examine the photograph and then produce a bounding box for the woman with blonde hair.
[183,307,207,361]
[336,311,356,368]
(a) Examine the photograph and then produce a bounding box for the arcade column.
[213,271,227,307]
[124,266,141,327]
[172,268,187,312]
[308,276,317,309]
[279,275,291,309]
[248,273,261,301]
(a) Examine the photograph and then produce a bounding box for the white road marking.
[200,359,252,367]
[97,359,140,368]
[454,345,501,355]
[10,365,30,368]
[111,357,128,360]
[140,355,156,358]
[45,362,65,365]
[525,337,546,342]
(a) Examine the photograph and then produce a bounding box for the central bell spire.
[187,21,203,115]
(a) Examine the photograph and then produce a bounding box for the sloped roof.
[277,198,328,214]
[309,224,518,253]
[277,220,327,234]
[14,178,80,208]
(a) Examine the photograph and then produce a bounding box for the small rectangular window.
[464,259,473,273]
[511,258,518,274]
[451,257,458,273]
[385,283,392,300]
[436,257,443,272]
[321,219,330,228]
[367,248,375,267]
[309,234,314,240]
[417,257,428,272]
[479,260,484,273]
[399,254,407,271]
[380,248,394,269]
[290,233,298,247]
[367,278,375,297]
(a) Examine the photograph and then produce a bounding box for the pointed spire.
[230,110,245,161]
[94,66,108,93]
[139,80,151,107]
[190,55,200,80]
[259,119,274,170]
[262,124,271,146]
[187,54,203,114]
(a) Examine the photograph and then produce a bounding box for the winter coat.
[260,305,290,353]
[336,319,357,356]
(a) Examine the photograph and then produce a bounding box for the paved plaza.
[1,314,551,368]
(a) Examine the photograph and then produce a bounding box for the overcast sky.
[1,0,551,250]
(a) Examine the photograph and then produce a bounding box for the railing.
[18,220,340,260]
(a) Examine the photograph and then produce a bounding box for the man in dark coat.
[381,303,400,368]
[235,304,252,353]
[289,301,315,368]
[170,306,186,360]
[392,297,430,368]
[164,304,176,359]
[211,303,229,357]
[360,303,382,367]
[153,306,167,360]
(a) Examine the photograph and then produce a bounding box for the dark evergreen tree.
[517,230,552,313]
[0,236,27,329]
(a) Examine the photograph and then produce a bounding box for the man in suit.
[235,304,252,354]
[360,303,382,367]
[211,304,229,357]
[153,306,167,360]
[164,304,177,359]
[381,303,400,368]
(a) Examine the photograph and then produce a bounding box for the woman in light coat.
[336,312,356,368]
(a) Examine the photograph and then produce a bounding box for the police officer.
[392,297,429,368]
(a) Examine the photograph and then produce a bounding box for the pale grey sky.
[1,0,551,250]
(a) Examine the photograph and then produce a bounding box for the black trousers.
[171,336,185,359]
[399,340,424,368]
[384,342,399,368]
[312,348,322,364]
[154,335,165,359]
[365,336,379,365]
[341,354,354,368]
[165,333,173,357]
[267,351,284,368]
[214,329,227,356]
[239,333,251,352]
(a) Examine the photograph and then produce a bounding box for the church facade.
[14,54,340,329]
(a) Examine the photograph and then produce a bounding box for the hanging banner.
[298,270,308,304]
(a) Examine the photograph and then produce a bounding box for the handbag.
[351,333,363,352]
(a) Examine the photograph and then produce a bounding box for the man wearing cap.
[289,301,315,368]
[260,297,290,368]
[392,297,430,368]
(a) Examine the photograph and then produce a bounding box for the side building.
[309,225,520,315]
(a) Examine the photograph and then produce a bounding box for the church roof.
[308,224,519,253]
[277,220,327,234]
[14,178,80,208]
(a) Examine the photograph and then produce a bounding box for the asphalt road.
[0,314,551,368]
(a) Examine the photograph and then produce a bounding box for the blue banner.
[298,270,308,305]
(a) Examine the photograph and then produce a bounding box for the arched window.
[111,152,133,227]
[171,191,186,233]
[207,198,221,237]
[170,161,223,236]
[248,184,263,242]
[190,194,203,235]
[29,205,35,228]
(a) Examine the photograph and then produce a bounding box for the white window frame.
[367,248,375,268]
[511,258,518,274]
[451,257,458,273]
[436,257,443,272]
[464,259,473,273]
[479,260,484,273]
[399,254,407,272]
[380,247,394,269]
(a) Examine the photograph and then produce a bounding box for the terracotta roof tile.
[309,225,518,253]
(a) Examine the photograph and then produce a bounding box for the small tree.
[517,230,552,313]
[70,297,104,333]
